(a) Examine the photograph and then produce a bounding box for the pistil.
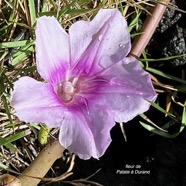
[56,77,78,103]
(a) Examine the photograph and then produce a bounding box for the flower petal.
[35,16,70,84]
[69,9,130,75]
[59,104,115,160]
[10,77,66,127]
[83,57,157,122]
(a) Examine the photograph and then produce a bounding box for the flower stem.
[18,140,64,186]
[129,0,170,58]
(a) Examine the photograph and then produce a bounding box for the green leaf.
[146,67,186,85]
[58,1,76,19]
[128,10,141,32]
[139,121,179,138]
[0,131,30,146]
[78,0,92,5]
[28,0,37,27]
[0,40,31,49]
[0,163,10,170]
[12,40,34,58]
[175,84,186,93]
[148,100,177,120]
[30,123,40,130]
[1,95,13,125]
[0,162,15,172]
[0,72,6,93]
[41,0,48,12]
[0,23,11,32]
[38,124,51,146]
[65,8,92,15]
[140,54,186,62]
[0,136,16,151]
[12,45,34,65]
[38,11,56,17]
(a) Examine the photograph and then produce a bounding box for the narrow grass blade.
[38,11,56,17]
[146,67,186,85]
[12,41,34,58]
[148,100,177,120]
[140,113,168,132]
[58,1,76,19]
[65,9,92,15]
[30,123,40,130]
[129,10,141,32]
[0,40,31,49]
[1,95,13,124]
[175,84,186,93]
[41,0,48,12]
[12,46,34,65]
[0,137,16,151]
[28,0,37,27]
[140,54,186,62]
[0,163,15,172]
[0,130,30,146]
[139,121,179,138]
[0,163,10,170]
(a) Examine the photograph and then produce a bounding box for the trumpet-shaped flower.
[11,9,157,159]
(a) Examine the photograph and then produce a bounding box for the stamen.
[82,97,90,115]
[63,82,74,94]
[72,77,78,87]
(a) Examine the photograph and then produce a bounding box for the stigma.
[56,77,79,103]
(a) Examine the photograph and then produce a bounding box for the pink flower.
[11,9,157,159]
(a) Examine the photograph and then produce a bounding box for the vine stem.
[17,1,170,186]
[129,0,170,58]
[18,140,65,186]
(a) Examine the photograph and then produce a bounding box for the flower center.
[56,77,78,103]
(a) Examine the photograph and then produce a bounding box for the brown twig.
[129,0,173,91]
[129,0,170,58]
